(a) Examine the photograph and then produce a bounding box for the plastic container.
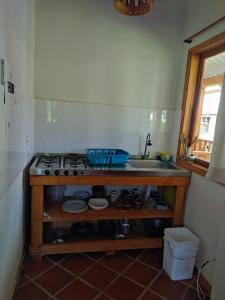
[163,227,200,281]
[86,149,129,166]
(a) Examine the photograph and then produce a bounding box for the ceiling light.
[114,0,153,16]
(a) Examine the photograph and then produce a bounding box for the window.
[177,32,225,176]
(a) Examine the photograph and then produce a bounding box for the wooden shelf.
[30,176,189,259]
[42,201,175,222]
[30,237,163,256]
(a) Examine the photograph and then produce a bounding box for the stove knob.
[54,170,60,176]
[44,170,50,176]
[64,170,69,176]
[73,170,78,176]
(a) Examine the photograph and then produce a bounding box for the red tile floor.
[13,249,210,300]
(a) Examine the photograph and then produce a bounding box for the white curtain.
[207,75,225,184]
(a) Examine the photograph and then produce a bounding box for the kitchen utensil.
[155,201,169,210]
[92,185,105,198]
[71,222,94,239]
[143,218,171,237]
[62,199,88,213]
[86,148,129,166]
[46,229,70,244]
[72,190,90,201]
[135,197,144,209]
[119,219,136,236]
[88,198,109,210]
[110,191,118,203]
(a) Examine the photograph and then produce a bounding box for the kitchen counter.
[29,156,190,260]
[79,160,190,177]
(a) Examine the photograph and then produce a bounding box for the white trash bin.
[163,227,200,281]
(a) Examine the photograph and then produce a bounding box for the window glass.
[192,51,225,162]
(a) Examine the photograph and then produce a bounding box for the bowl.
[143,218,171,237]
[88,198,109,210]
[72,190,90,201]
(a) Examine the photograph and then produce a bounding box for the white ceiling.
[203,51,225,79]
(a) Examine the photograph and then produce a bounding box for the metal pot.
[119,219,136,235]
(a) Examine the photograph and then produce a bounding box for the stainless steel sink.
[128,159,177,169]
[79,158,190,177]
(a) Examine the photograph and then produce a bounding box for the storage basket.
[163,227,200,281]
[86,149,129,166]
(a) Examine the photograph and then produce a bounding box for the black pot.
[71,222,95,239]
[46,229,70,243]
[143,218,171,237]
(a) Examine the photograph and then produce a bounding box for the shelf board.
[42,201,175,222]
[30,237,163,255]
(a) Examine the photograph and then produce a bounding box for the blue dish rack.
[86,149,129,166]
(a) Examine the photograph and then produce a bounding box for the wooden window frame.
[177,31,225,177]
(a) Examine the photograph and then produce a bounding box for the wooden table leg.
[172,186,186,227]
[30,185,44,260]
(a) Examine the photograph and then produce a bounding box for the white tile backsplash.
[35,100,67,153]
[35,99,180,157]
[66,102,149,154]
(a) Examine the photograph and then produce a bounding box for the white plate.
[88,198,109,210]
[62,200,88,213]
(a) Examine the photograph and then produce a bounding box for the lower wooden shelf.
[30,237,163,256]
[42,200,175,222]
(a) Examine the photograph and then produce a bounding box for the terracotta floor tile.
[13,282,49,300]
[36,266,73,294]
[162,269,194,286]
[95,294,111,300]
[141,290,165,300]
[85,251,105,260]
[46,254,69,262]
[16,273,29,288]
[23,256,53,278]
[81,263,117,290]
[124,261,158,287]
[105,276,144,300]
[57,279,98,300]
[60,254,94,275]
[138,250,163,270]
[122,249,144,258]
[101,253,133,272]
[151,273,187,300]
[183,287,210,300]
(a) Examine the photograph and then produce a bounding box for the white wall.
[183,174,225,283]
[175,0,225,288]
[0,0,35,299]
[34,0,185,109]
[34,0,185,157]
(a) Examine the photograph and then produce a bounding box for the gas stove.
[30,154,87,176]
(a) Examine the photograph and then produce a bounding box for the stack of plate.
[62,200,88,213]
[88,198,109,210]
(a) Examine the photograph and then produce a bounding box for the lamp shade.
[114,0,153,16]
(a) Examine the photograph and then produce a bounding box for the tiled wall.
[35,99,181,159]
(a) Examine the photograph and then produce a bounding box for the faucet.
[143,133,152,159]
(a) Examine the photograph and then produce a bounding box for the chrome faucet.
[143,133,152,159]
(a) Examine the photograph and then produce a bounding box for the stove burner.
[30,154,87,176]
